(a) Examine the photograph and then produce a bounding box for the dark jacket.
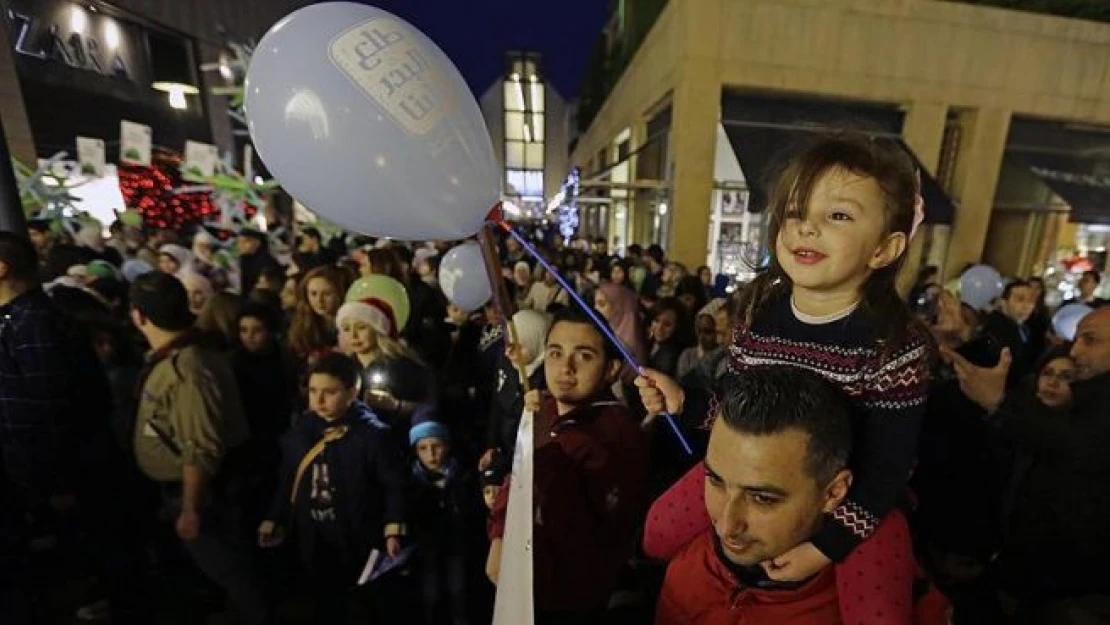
[485,358,546,459]
[649,340,685,378]
[404,279,451,368]
[439,319,490,448]
[0,289,114,505]
[358,353,436,433]
[408,458,486,555]
[490,396,649,614]
[269,403,406,575]
[912,337,1006,559]
[981,311,1031,388]
[233,345,297,450]
[990,372,1110,598]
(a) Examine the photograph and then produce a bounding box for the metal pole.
[0,112,26,234]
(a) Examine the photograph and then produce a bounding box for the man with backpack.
[130,271,269,625]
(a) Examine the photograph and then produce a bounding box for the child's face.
[340,319,378,354]
[416,437,449,472]
[1002,286,1035,324]
[544,321,620,415]
[239,316,271,353]
[776,167,902,298]
[483,484,501,509]
[308,373,356,421]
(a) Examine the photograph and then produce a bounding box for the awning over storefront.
[720,92,956,225]
[1006,119,1110,224]
[1012,151,1110,224]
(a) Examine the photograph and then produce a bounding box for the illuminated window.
[507,169,544,197]
[505,112,526,141]
[506,141,525,168]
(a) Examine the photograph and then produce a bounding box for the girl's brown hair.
[741,131,920,347]
[196,292,242,350]
[288,265,353,356]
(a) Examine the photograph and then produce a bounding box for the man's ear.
[0,259,9,281]
[604,358,623,385]
[129,307,146,329]
[821,469,853,514]
[869,232,907,271]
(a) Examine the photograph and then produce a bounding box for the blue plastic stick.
[498,222,694,456]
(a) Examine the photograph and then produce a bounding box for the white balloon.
[1053,303,1093,342]
[959,265,1004,310]
[245,2,499,241]
[439,241,492,312]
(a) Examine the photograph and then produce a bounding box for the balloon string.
[494,220,694,456]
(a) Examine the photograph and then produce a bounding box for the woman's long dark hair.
[740,131,922,349]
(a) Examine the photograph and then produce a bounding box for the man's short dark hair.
[1002,279,1030,300]
[129,272,194,331]
[718,366,853,485]
[628,244,643,258]
[1083,270,1101,285]
[0,232,40,284]
[307,351,360,390]
[546,305,622,362]
[647,244,665,266]
[301,227,322,241]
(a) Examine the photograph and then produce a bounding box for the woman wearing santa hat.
[336,275,435,437]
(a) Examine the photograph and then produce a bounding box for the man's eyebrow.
[703,460,788,497]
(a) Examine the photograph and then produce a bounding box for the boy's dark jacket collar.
[303,401,388,436]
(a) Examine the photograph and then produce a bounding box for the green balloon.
[345,275,410,331]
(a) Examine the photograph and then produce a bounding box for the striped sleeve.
[812,328,932,561]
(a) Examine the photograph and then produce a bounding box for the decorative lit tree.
[118,149,215,230]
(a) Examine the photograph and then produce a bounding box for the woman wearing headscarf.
[593,282,649,373]
[191,230,232,293]
[180,271,214,316]
[157,244,194,279]
[480,309,551,472]
[512,261,534,310]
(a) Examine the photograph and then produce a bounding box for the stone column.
[943,108,1011,281]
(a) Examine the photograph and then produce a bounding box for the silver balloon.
[439,241,492,312]
[244,2,499,240]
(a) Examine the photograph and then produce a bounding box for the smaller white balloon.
[959,265,1004,310]
[1053,303,1093,342]
[439,241,492,312]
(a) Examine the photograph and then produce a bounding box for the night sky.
[360,0,609,99]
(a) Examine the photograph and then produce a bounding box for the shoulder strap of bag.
[290,425,349,504]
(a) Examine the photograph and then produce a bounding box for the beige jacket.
[134,344,250,482]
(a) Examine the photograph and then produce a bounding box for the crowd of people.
[1,130,1108,625]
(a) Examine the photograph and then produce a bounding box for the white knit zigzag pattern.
[832,500,879,540]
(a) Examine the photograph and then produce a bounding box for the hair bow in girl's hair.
[910,170,925,241]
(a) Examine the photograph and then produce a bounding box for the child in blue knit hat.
[409,405,489,625]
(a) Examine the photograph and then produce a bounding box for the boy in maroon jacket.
[489,307,649,625]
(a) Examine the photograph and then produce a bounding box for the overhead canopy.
[1006,118,1110,224]
[720,92,956,225]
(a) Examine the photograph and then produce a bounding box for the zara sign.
[6,0,139,81]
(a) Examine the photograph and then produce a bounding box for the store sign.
[7,1,134,81]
